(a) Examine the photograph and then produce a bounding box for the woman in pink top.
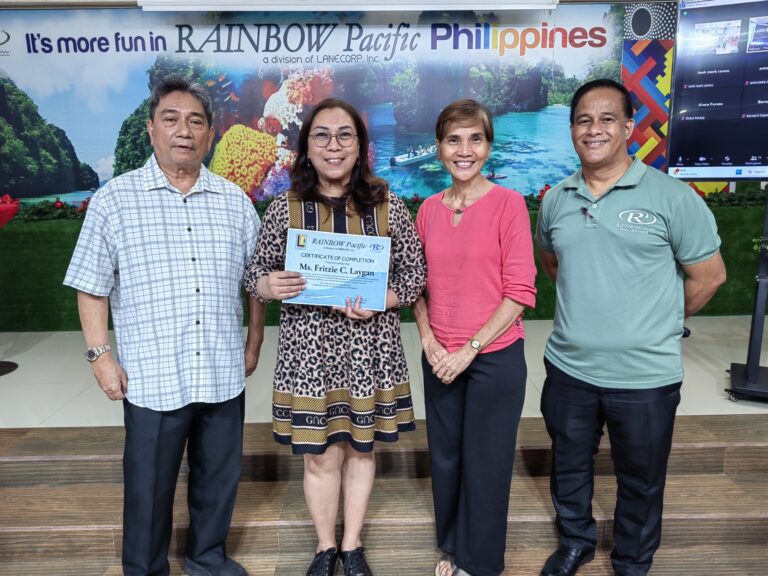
[413,100,537,576]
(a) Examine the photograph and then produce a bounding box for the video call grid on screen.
[668,0,768,180]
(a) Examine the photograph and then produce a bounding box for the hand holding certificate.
[284,229,392,311]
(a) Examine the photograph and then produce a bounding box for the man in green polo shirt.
[535,79,726,576]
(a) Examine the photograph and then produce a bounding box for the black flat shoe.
[340,547,373,576]
[540,545,595,576]
[306,547,339,576]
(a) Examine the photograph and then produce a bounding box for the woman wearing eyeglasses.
[413,99,537,576]
[244,98,426,576]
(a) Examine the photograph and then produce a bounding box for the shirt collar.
[142,154,223,195]
[562,155,647,197]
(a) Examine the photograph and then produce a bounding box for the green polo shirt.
[535,157,721,389]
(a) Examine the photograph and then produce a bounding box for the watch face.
[471,339,481,350]
[86,349,98,362]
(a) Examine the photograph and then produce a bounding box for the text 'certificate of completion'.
[284,229,391,311]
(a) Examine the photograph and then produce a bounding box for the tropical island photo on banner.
[0,4,677,207]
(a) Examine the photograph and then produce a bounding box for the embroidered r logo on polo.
[619,210,658,225]
[617,209,658,235]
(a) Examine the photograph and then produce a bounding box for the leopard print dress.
[244,191,426,454]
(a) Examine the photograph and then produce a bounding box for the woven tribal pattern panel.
[622,39,674,172]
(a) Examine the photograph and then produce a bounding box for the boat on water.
[485,173,507,181]
[389,145,436,167]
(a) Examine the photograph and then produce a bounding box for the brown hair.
[434,99,494,143]
[291,98,387,212]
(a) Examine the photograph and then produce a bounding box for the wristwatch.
[85,344,111,363]
[469,339,482,352]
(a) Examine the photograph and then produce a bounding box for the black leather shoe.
[540,545,595,576]
[183,557,247,576]
[306,547,339,576]
[340,547,373,576]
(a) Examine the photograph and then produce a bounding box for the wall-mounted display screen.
[668,0,768,180]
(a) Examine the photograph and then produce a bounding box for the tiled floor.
[0,316,767,428]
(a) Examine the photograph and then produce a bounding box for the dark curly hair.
[290,98,388,213]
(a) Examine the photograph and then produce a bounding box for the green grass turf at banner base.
[0,207,761,331]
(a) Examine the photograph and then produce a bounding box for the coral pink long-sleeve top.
[415,185,537,354]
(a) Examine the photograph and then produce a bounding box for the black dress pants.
[122,392,245,576]
[541,360,681,576]
[424,340,526,576]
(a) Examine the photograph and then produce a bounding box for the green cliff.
[0,74,98,198]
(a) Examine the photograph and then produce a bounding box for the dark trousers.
[122,392,245,576]
[540,360,681,576]
[424,340,526,576]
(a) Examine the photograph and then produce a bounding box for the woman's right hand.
[422,335,448,367]
[257,271,306,301]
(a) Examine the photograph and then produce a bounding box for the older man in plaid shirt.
[64,76,263,576]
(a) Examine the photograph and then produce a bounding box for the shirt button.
[196,351,200,356]
[187,227,192,232]
[196,320,201,325]
[592,203,597,208]
[191,257,196,262]
[183,199,187,204]
[196,288,200,293]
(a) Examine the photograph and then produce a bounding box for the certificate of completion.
[284,229,392,311]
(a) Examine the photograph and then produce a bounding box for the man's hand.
[683,252,726,318]
[245,345,261,377]
[91,354,128,401]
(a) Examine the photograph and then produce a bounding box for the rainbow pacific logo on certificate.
[284,229,392,311]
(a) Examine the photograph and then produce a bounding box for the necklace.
[446,186,473,215]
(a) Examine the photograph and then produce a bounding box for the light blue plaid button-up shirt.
[64,155,261,411]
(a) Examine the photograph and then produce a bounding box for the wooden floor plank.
[2,474,764,532]
[4,415,766,488]
[2,544,766,575]
[4,415,766,461]
[2,473,765,560]
[2,415,767,570]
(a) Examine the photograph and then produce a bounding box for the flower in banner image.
[254,116,283,136]
[255,165,293,200]
[0,194,20,228]
[264,83,303,131]
[276,146,297,169]
[285,68,334,106]
[76,197,91,213]
[262,80,279,101]
[210,125,278,195]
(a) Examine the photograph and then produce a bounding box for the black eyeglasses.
[309,130,357,148]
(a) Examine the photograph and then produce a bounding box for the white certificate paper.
[284,229,392,311]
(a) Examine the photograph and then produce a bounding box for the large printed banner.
[0,5,675,203]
